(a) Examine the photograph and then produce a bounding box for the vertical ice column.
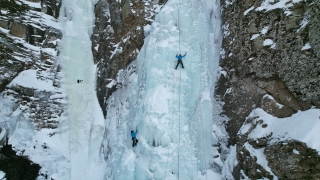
[59,0,106,179]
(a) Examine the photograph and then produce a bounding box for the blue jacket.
[131,130,138,138]
[176,54,186,60]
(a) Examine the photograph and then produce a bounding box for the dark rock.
[0,144,41,180]
[218,0,320,147]
[92,0,161,116]
[265,140,320,179]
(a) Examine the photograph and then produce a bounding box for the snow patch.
[244,6,255,15]
[263,39,274,46]
[293,149,300,154]
[301,42,311,51]
[0,171,5,179]
[244,143,277,179]
[261,26,269,35]
[245,108,320,154]
[250,34,260,40]
[222,145,237,180]
[8,70,57,91]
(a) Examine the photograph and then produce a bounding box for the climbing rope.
[177,1,181,178]
[164,61,176,179]
[196,44,201,179]
[163,1,182,176]
[178,1,181,54]
[178,67,181,179]
[199,43,208,180]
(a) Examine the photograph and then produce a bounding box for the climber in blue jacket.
[175,52,187,69]
[131,130,138,147]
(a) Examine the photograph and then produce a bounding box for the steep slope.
[218,0,320,179]
[59,0,106,179]
[103,0,228,179]
[0,0,65,179]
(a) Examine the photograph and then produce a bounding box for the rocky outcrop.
[0,0,63,178]
[218,0,320,178]
[4,86,64,129]
[234,116,320,179]
[218,0,320,142]
[0,0,62,94]
[265,140,320,179]
[0,144,42,180]
[92,0,161,116]
[41,0,61,19]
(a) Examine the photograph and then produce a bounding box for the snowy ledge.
[8,70,57,92]
[239,108,320,154]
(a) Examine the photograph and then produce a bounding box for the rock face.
[218,0,320,178]
[233,114,320,179]
[0,144,42,180]
[92,0,161,116]
[0,0,62,93]
[265,141,320,179]
[0,0,63,178]
[218,0,320,144]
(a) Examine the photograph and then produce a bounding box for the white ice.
[239,108,320,154]
[103,0,227,179]
[58,0,107,179]
[2,0,319,179]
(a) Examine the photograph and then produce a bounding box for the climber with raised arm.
[131,130,138,147]
[175,52,187,69]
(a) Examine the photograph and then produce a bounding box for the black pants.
[175,60,184,69]
[132,137,138,147]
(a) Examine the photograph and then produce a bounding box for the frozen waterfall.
[104,0,227,179]
[59,0,106,179]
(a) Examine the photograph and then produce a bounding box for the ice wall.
[59,0,106,179]
[104,0,227,179]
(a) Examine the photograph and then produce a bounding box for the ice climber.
[175,52,186,69]
[131,130,138,147]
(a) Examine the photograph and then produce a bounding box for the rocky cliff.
[0,0,63,128]
[218,0,320,179]
[92,0,163,117]
[0,0,319,179]
[0,0,63,178]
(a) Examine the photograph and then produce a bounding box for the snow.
[255,0,302,12]
[262,94,283,108]
[103,0,228,179]
[293,149,300,154]
[0,0,318,179]
[263,39,274,46]
[221,145,237,180]
[58,0,107,179]
[301,42,311,50]
[8,70,57,91]
[244,6,255,15]
[1,0,105,179]
[20,0,41,9]
[0,27,10,34]
[244,142,277,179]
[250,34,260,40]
[0,171,5,179]
[261,26,269,35]
[240,108,320,154]
[297,14,310,32]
